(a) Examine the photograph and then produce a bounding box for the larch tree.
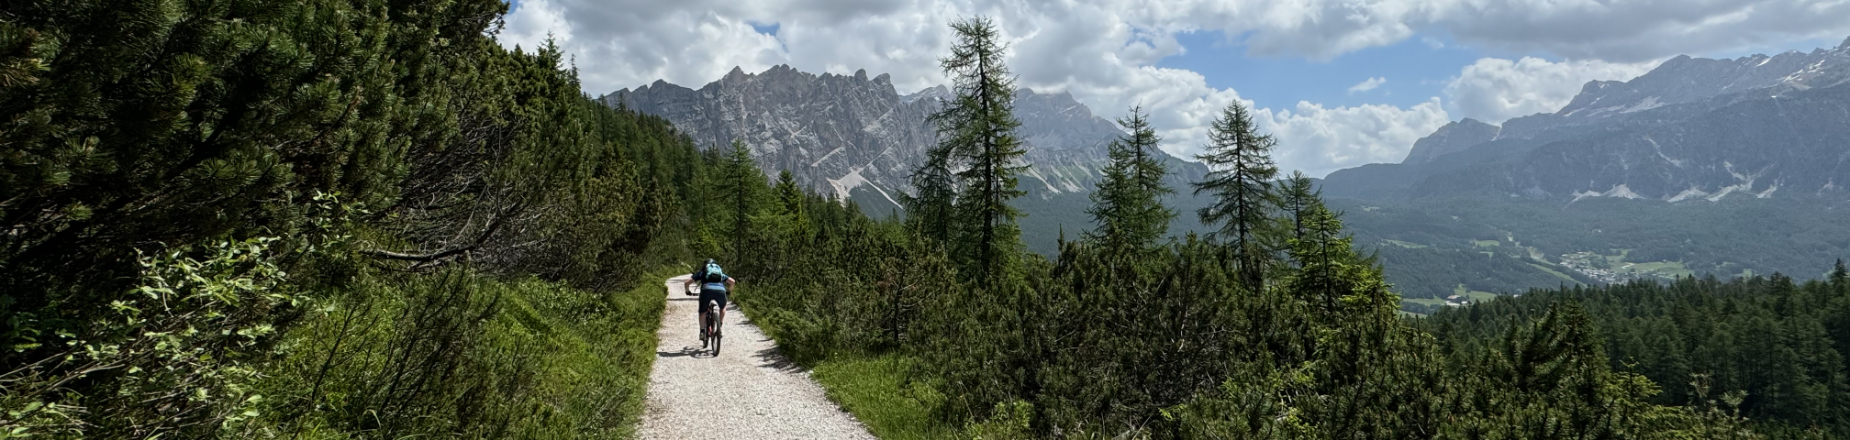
[932,16,1028,288]
[1192,100,1280,292]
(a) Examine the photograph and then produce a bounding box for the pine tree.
[774,169,805,219]
[932,16,1028,287]
[1192,100,1280,292]
[1086,105,1174,252]
[1832,259,1847,289]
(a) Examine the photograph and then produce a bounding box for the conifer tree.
[903,145,958,243]
[717,139,760,264]
[1832,259,1848,289]
[1086,105,1174,252]
[1277,171,1321,241]
[932,16,1028,287]
[774,169,805,219]
[1192,100,1280,292]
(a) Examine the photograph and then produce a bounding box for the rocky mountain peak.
[1552,38,1850,122]
[722,66,749,84]
[1401,118,1500,164]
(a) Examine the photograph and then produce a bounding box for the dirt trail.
[636,275,876,440]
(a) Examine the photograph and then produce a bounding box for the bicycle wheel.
[710,307,723,356]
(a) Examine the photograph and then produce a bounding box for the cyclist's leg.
[698,289,721,329]
[714,292,728,332]
[697,294,714,338]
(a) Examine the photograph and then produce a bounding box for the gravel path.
[636,275,877,440]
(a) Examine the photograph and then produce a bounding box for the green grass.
[1404,297,1448,307]
[1527,262,1581,284]
[1451,284,1502,302]
[1619,261,1695,278]
[1381,239,1429,249]
[810,355,959,440]
[258,269,671,438]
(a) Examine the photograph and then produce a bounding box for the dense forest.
[3,2,1845,439]
[1424,270,1850,437]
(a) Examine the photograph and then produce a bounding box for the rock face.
[1325,37,1850,202]
[602,65,1208,213]
[1401,118,1500,164]
[605,66,935,209]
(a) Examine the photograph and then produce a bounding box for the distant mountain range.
[1326,36,1850,203]
[1327,36,1850,305]
[601,65,1210,251]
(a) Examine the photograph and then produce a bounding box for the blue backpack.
[702,263,727,283]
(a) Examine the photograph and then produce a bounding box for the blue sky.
[1157,32,1483,111]
[497,0,1850,177]
[1159,29,1837,113]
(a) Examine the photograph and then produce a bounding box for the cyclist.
[684,259,735,345]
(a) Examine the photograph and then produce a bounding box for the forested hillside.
[1424,268,1850,437]
[3,3,1839,439]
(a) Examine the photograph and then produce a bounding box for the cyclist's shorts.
[698,288,728,312]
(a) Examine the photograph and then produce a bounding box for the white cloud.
[1260,99,1452,176]
[1441,57,1660,124]
[1347,77,1387,94]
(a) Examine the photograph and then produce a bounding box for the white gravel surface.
[636,275,877,440]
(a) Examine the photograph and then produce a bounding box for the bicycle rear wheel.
[710,308,723,356]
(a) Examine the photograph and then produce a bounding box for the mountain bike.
[688,283,722,356]
[704,299,723,356]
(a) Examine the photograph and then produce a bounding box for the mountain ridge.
[1326,36,1850,203]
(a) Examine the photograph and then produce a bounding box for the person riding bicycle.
[683,259,735,344]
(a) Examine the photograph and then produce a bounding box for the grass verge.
[810,355,959,440]
[254,268,671,438]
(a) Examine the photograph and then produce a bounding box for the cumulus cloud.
[1260,99,1452,176]
[1347,77,1387,94]
[498,0,1842,176]
[1441,57,1660,123]
[1431,0,1850,62]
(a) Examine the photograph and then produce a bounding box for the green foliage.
[1,0,703,436]
[1086,105,1175,253]
[249,269,666,439]
[1424,274,1850,436]
[902,142,959,243]
[3,237,300,438]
